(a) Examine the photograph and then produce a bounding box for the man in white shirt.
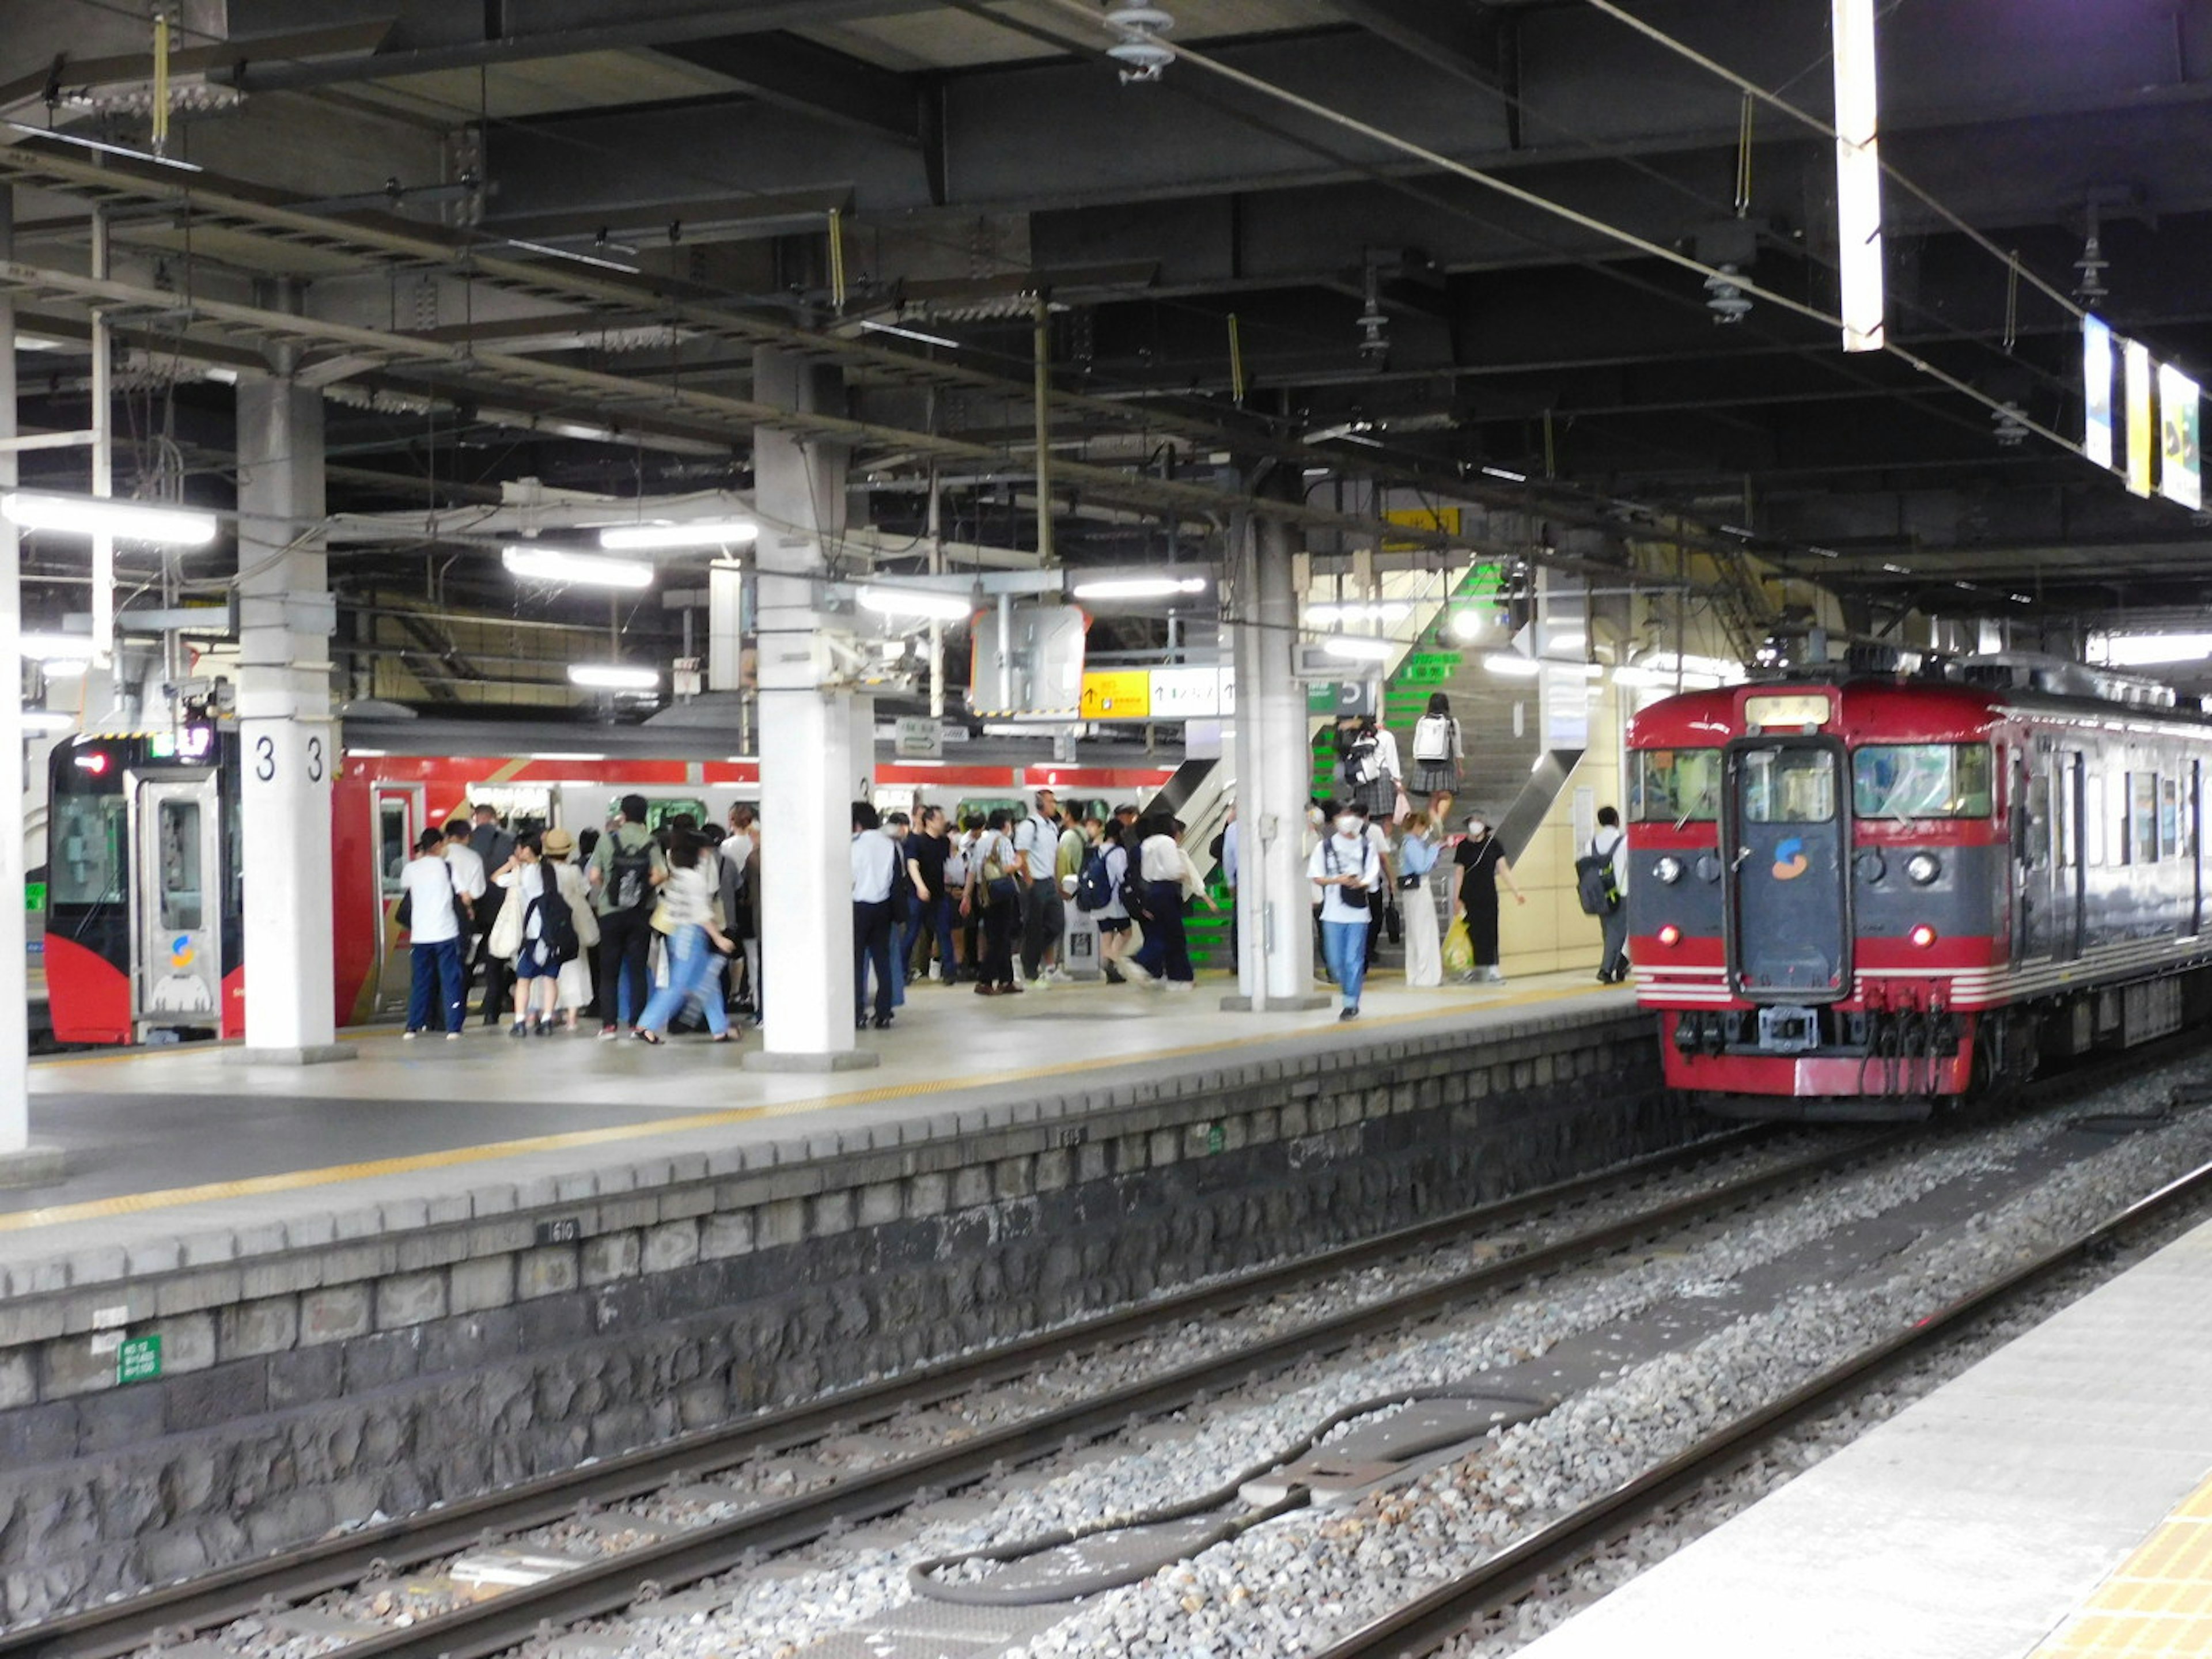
[1014,787,1064,983]
[1309,809,1381,1021]
[851,801,901,1029]
[400,828,467,1038]
[1593,804,1630,984]
[442,819,487,913]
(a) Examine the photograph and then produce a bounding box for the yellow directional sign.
[1080,671,1152,720]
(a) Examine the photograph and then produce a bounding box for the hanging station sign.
[2125,339,2157,499]
[2083,316,2116,472]
[2157,363,2202,512]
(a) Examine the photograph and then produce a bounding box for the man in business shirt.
[851,801,901,1030]
[467,804,517,1024]
[1014,787,1065,984]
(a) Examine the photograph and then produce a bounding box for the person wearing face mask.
[1451,813,1525,983]
[1310,808,1382,1020]
[1397,812,1444,988]
[1305,798,1335,984]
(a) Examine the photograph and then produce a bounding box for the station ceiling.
[4,0,2211,661]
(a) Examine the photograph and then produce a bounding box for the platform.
[5,968,1630,1281]
[1518,1211,2212,1659]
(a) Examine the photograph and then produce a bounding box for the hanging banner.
[2158,363,2202,511]
[2124,339,2156,499]
[2082,316,2115,472]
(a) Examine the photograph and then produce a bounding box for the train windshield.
[50,795,126,906]
[1631,749,1721,823]
[1740,748,1838,823]
[1851,744,1994,820]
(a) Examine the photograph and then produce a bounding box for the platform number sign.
[244,725,331,789]
[115,1334,162,1385]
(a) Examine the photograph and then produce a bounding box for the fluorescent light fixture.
[1832,0,1885,351]
[2126,339,2156,498]
[1322,635,1395,662]
[859,319,961,350]
[1544,630,1588,653]
[2084,316,2116,471]
[3,120,203,172]
[597,519,759,551]
[532,752,608,761]
[1612,664,1666,688]
[1070,576,1208,600]
[20,632,93,662]
[2158,363,2202,510]
[1,492,218,547]
[567,664,660,691]
[499,237,640,275]
[857,585,974,622]
[40,658,88,678]
[2092,632,2212,668]
[1308,602,1411,626]
[1483,652,1541,678]
[1479,465,1528,483]
[21,711,74,735]
[503,544,654,589]
[1447,609,1489,642]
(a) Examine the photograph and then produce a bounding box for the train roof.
[1627,675,2212,748]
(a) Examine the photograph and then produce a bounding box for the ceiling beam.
[652,34,923,147]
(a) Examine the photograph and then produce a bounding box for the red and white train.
[1626,664,2212,1119]
[43,717,1173,1044]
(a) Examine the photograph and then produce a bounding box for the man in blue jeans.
[400,827,468,1039]
[1308,808,1381,1021]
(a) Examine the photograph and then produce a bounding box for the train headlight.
[1909,923,1939,948]
[1653,856,1684,885]
[1906,853,1941,885]
[1657,923,1683,946]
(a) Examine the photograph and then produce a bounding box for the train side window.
[1741,748,1836,823]
[2162,777,2181,858]
[1850,744,1992,819]
[2128,773,2159,863]
[2086,774,2108,867]
[1630,749,1721,823]
[378,802,410,892]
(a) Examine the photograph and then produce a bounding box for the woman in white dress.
[1397,812,1445,988]
[542,829,600,1029]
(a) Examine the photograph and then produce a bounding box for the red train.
[1626,665,2212,1119]
[44,717,1173,1044]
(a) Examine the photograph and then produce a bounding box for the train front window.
[1740,748,1836,824]
[1631,749,1721,824]
[156,800,204,931]
[1851,745,1993,820]
[50,796,126,906]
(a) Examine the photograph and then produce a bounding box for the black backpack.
[529,881,581,965]
[608,838,653,912]
[1343,732,1380,789]
[1075,847,1114,912]
[1574,837,1622,916]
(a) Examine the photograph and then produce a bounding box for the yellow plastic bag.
[1442,917,1473,976]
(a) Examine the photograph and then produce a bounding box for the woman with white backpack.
[1408,692,1464,800]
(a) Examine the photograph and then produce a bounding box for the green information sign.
[116,1334,162,1385]
[24,882,44,914]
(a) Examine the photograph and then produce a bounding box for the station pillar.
[743,349,876,1072]
[232,350,347,1065]
[1224,505,1328,1012]
[0,188,62,1181]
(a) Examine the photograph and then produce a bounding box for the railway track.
[1308,1146,2212,1659]
[0,1126,1892,1659]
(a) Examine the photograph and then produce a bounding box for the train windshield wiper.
[1675,783,1715,832]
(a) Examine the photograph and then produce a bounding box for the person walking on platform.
[400,828,467,1040]
[1082,813,1134,983]
[1407,692,1464,801]
[907,806,955,983]
[1592,805,1631,983]
[1311,806,1382,1020]
[1397,812,1445,988]
[1451,813,1526,984]
[1338,713,1403,821]
[589,794,666,1039]
[542,828,599,1031]
[852,802,901,1030]
[1347,800,1397,969]
[634,829,734,1044]
[1124,816,1210,991]
[963,809,1022,996]
[1014,788,1065,984]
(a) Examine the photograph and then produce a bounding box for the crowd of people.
[395,693,1630,1041]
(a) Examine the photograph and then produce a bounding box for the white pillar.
[0,187,62,1181]
[1225,505,1327,1012]
[744,349,875,1071]
[850,698,877,797]
[232,363,348,1065]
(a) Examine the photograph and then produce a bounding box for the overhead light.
[597,520,760,551]
[1071,576,1209,601]
[857,585,975,622]
[1483,652,1542,678]
[1832,0,1887,351]
[1447,609,1490,642]
[41,658,89,679]
[2092,632,2212,668]
[859,319,961,350]
[20,631,93,662]
[1,492,218,547]
[1613,664,1667,688]
[1322,635,1394,662]
[21,711,74,735]
[568,664,660,691]
[503,545,654,589]
[1479,465,1528,483]
[1309,602,1411,626]
[499,237,640,275]
[3,120,203,172]
[1545,630,1588,653]
[532,751,608,761]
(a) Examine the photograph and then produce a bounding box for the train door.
[2192,760,2204,938]
[2024,751,2084,961]
[131,772,225,1031]
[372,784,425,1014]
[1724,739,1849,1001]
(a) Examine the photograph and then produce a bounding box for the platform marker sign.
[2125,339,2157,499]
[2157,363,2201,511]
[115,1334,161,1385]
[2083,316,2115,472]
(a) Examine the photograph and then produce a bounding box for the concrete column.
[0,188,62,1182]
[850,698,877,797]
[744,349,874,1071]
[232,364,348,1065]
[1224,504,1328,1012]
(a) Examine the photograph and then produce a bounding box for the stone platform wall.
[0,1009,1676,1624]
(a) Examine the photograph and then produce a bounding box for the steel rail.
[1306,1156,2212,1659]
[0,1127,1883,1659]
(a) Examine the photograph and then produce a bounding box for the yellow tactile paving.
[2032,1479,2212,1657]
